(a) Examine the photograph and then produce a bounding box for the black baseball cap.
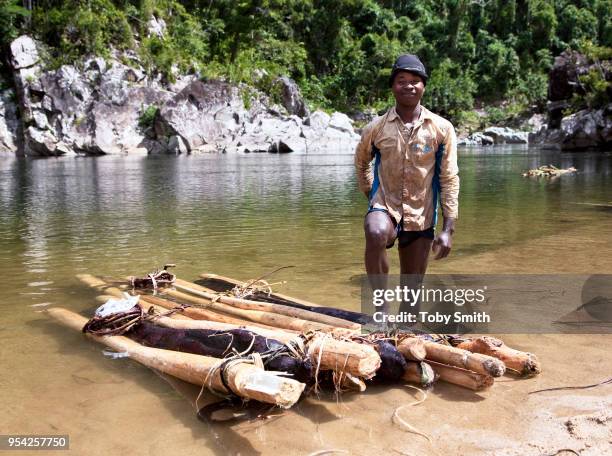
[389,54,428,86]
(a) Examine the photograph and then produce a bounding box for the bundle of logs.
[522,165,577,178]
[45,271,541,413]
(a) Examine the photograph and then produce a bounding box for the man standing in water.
[354,54,459,314]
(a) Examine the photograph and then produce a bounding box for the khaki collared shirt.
[354,105,459,231]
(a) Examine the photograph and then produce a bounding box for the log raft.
[46,307,305,408]
[77,273,543,395]
[79,275,381,379]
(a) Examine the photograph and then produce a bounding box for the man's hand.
[432,230,452,259]
[432,218,455,260]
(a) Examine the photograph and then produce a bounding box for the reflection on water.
[0,147,611,455]
[1,149,611,298]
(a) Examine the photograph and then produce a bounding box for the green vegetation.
[138,104,158,129]
[569,42,612,111]
[0,0,29,47]
[1,0,610,127]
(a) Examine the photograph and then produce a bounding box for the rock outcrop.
[9,35,169,155]
[7,35,359,156]
[530,50,611,150]
[152,79,358,154]
[0,88,20,153]
[482,127,528,144]
[457,132,494,146]
[546,51,601,129]
[458,127,528,146]
[273,76,309,118]
[530,104,612,150]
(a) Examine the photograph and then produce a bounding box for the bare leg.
[364,211,396,275]
[398,236,433,275]
[364,211,397,307]
[398,236,434,316]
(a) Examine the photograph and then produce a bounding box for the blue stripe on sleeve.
[432,143,444,227]
[368,144,382,210]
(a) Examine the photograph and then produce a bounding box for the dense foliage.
[1,0,611,125]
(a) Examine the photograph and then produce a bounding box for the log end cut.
[307,334,382,379]
[482,358,507,377]
[519,354,541,376]
[397,337,427,361]
[238,370,305,409]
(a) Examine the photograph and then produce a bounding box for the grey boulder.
[483,127,529,144]
[273,76,309,118]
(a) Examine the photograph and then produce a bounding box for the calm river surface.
[1,147,611,455]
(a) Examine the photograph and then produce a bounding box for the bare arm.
[354,123,376,199]
[433,124,459,260]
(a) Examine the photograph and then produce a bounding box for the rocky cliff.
[0,35,359,156]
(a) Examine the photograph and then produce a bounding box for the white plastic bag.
[94,293,140,317]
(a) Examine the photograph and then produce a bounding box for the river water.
[0,147,611,455]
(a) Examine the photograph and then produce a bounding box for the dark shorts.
[367,208,434,249]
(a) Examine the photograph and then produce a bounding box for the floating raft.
[522,165,577,177]
[45,269,542,417]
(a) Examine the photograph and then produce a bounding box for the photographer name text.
[373,311,491,324]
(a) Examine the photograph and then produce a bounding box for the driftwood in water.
[423,340,506,377]
[522,165,577,178]
[174,278,363,329]
[128,321,313,383]
[198,273,371,324]
[46,307,305,407]
[454,336,541,376]
[428,360,494,391]
[402,362,437,387]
